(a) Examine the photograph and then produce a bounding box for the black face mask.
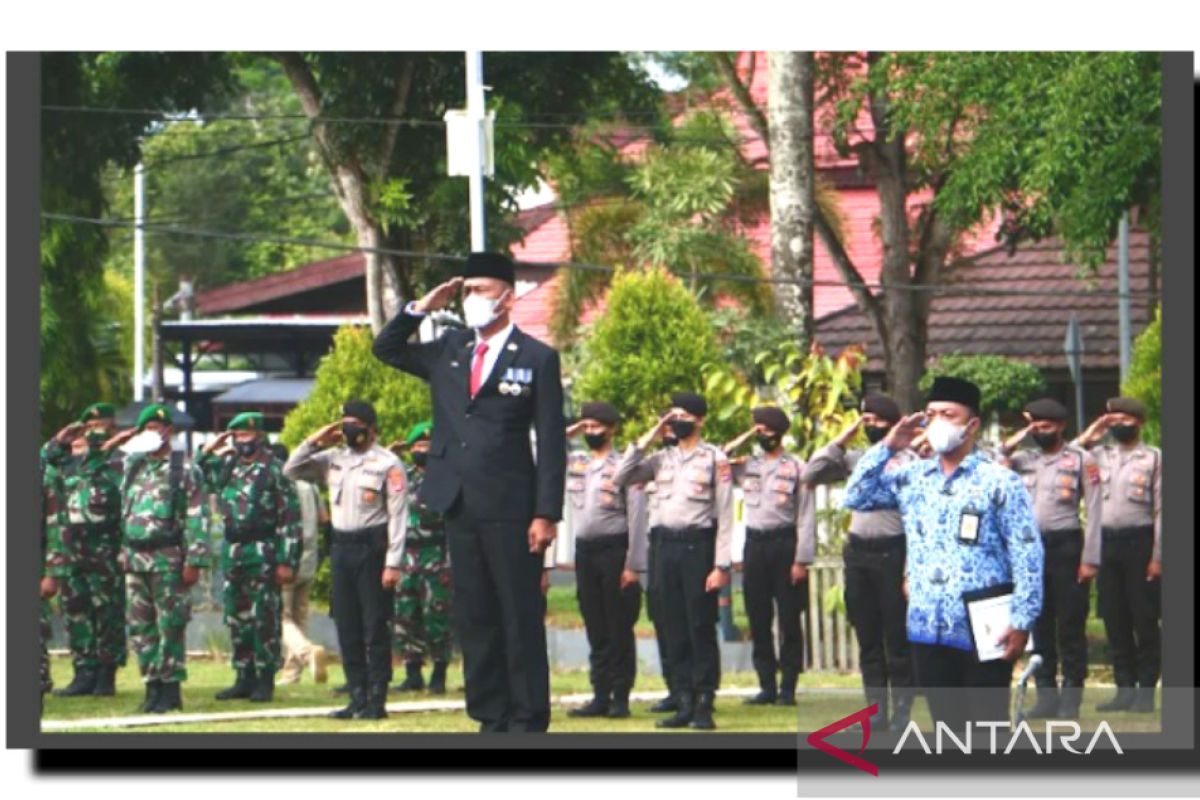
[84,429,109,450]
[411,450,428,468]
[1031,431,1061,450]
[343,423,370,449]
[756,434,782,452]
[1110,424,1139,444]
[661,433,679,448]
[584,433,609,451]
[235,439,259,458]
[669,419,696,440]
[864,425,890,445]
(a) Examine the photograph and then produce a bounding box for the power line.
[41,212,1160,301]
[141,134,312,168]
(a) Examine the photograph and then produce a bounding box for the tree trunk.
[767,52,815,349]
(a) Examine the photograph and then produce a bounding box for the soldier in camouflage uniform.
[105,403,211,714]
[40,403,127,697]
[199,412,302,703]
[39,437,70,699]
[389,421,453,695]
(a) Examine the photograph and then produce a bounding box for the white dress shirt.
[405,300,514,389]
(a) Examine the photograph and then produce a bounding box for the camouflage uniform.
[119,452,211,685]
[41,438,127,673]
[199,447,302,673]
[40,453,67,696]
[393,467,453,665]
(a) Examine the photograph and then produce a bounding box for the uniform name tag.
[959,511,980,543]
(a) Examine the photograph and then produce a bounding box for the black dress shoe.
[567,695,611,718]
[743,690,778,705]
[1096,687,1136,712]
[649,694,678,713]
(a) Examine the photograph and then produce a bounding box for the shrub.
[1122,306,1161,446]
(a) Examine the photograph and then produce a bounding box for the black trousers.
[912,643,1014,730]
[743,531,806,686]
[575,534,642,696]
[1033,529,1090,689]
[645,530,676,693]
[1098,527,1161,689]
[330,527,393,690]
[446,500,550,733]
[654,528,720,694]
[843,535,914,702]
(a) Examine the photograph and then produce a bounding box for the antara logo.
[892,719,1124,755]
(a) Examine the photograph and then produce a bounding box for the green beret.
[405,421,433,447]
[227,412,265,432]
[135,403,173,432]
[78,402,116,423]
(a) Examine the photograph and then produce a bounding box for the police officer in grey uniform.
[999,397,1101,719]
[723,406,815,708]
[284,400,409,720]
[802,393,917,732]
[1075,396,1162,713]
[564,401,649,720]
[613,392,734,731]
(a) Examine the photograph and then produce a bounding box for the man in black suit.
[372,252,567,733]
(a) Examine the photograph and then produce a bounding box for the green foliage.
[1122,306,1161,446]
[918,354,1047,421]
[571,268,732,443]
[707,307,803,386]
[280,326,432,450]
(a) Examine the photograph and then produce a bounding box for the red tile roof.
[196,252,364,315]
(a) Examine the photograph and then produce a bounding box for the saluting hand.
[638,411,679,451]
[413,277,464,314]
[833,417,864,449]
[54,422,85,445]
[102,428,137,452]
[1001,414,1036,455]
[884,413,926,452]
[311,422,344,449]
[565,420,588,438]
[723,425,760,455]
[203,431,234,456]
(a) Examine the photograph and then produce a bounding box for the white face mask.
[925,418,968,454]
[122,429,166,454]
[462,290,510,330]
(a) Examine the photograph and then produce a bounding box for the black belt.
[846,533,905,552]
[1102,525,1153,540]
[126,533,183,552]
[1042,527,1083,542]
[746,526,795,543]
[652,525,716,542]
[575,532,629,551]
[331,525,388,547]
[224,525,276,545]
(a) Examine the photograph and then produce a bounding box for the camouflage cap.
[227,412,265,432]
[135,403,174,432]
[78,402,116,423]
[404,420,433,447]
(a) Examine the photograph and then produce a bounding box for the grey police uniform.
[802,443,917,719]
[1008,443,1102,704]
[614,441,733,696]
[284,441,407,695]
[568,448,649,704]
[733,452,814,698]
[1090,442,1162,693]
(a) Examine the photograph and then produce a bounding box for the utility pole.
[466,50,487,251]
[1118,211,1132,383]
[133,162,146,401]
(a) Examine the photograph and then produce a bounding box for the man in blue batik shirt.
[844,376,1043,730]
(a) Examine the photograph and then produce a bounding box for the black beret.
[1106,396,1147,421]
[860,393,901,423]
[579,401,620,426]
[926,376,982,415]
[670,392,707,418]
[342,400,377,428]
[462,251,515,285]
[752,406,790,434]
[1025,397,1068,422]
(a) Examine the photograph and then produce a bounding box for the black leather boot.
[649,693,678,713]
[151,681,183,713]
[392,660,425,692]
[329,686,367,719]
[355,683,389,720]
[568,691,611,718]
[1096,686,1136,712]
[136,679,162,713]
[249,669,276,702]
[607,689,632,718]
[53,665,98,697]
[427,661,448,695]
[744,671,778,705]
[215,666,256,700]
[689,692,717,730]
[656,691,694,728]
[92,664,117,696]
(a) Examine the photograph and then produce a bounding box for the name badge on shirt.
[959,511,980,544]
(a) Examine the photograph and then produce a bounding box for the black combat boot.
[744,670,778,705]
[1057,685,1083,719]
[689,692,717,730]
[889,692,914,733]
[607,689,632,719]
[1028,684,1061,719]
[649,684,678,713]
[568,690,611,718]
[1096,686,1136,712]
[136,679,162,713]
[151,681,183,713]
[91,664,117,696]
[392,660,425,692]
[865,687,889,729]
[656,691,694,728]
[249,668,276,702]
[329,685,367,719]
[776,669,799,706]
[427,661,448,695]
[53,665,98,697]
[215,666,256,700]
[1131,685,1156,713]
[355,683,389,720]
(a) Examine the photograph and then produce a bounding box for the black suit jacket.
[373,311,567,524]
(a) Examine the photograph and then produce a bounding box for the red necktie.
[469,341,489,398]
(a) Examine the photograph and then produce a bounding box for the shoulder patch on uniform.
[717,462,732,483]
[387,467,406,494]
[1085,462,1100,485]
